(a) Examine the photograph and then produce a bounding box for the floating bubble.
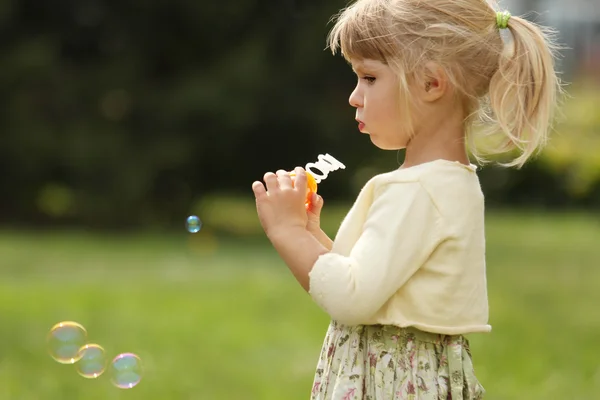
[76,343,107,378]
[186,215,202,233]
[110,353,143,389]
[47,321,88,364]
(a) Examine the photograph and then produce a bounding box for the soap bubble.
[110,353,143,389]
[47,321,88,364]
[186,215,202,233]
[76,343,107,378]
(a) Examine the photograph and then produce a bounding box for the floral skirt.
[310,320,485,400]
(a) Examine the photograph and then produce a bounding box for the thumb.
[308,193,323,215]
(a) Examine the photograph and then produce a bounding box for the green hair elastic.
[496,11,511,29]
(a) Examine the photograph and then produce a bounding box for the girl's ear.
[420,62,448,102]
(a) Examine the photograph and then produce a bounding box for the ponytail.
[488,15,563,168]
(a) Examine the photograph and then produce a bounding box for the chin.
[367,131,408,150]
[370,138,405,151]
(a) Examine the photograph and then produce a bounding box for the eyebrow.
[351,64,367,74]
[351,61,381,74]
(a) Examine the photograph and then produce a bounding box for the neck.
[401,108,469,169]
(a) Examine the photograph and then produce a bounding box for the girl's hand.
[252,166,309,239]
[306,192,324,235]
[306,193,333,250]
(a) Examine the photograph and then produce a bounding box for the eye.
[362,76,376,84]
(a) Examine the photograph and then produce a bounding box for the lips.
[356,119,365,131]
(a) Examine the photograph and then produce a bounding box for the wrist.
[267,225,307,243]
[307,225,321,235]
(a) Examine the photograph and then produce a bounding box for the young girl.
[252,0,561,398]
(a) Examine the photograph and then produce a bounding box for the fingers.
[263,172,279,192]
[276,169,293,190]
[259,167,305,196]
[252,181,268,200]
[307,193,323,214]
[313,193,323,209]
[293,166,307,191]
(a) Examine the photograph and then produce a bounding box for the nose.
[348,84,362,108]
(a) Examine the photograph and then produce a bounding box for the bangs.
[327,1,395,63]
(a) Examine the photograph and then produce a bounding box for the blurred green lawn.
[1,207,599,399]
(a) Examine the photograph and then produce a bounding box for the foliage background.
[2,0,599,229]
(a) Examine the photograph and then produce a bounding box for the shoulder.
[366,160,483,215]
[363,170,440,219]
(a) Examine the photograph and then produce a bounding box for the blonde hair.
[327,0,563,168]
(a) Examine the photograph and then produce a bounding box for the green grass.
[1,209,599,399]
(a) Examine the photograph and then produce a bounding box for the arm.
[305,194,334,251]
[307,182,444,325]
[308,228,333,251]
[268,227,331,292]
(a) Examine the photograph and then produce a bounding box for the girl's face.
[348,59,408,150]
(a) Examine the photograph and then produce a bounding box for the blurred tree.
[0,0,597,229]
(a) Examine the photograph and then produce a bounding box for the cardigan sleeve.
[308,181,444,325]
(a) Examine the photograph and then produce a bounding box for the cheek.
[385,102,412,143]
[380,98,402,126]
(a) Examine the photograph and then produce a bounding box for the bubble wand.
[289,153,346,206]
